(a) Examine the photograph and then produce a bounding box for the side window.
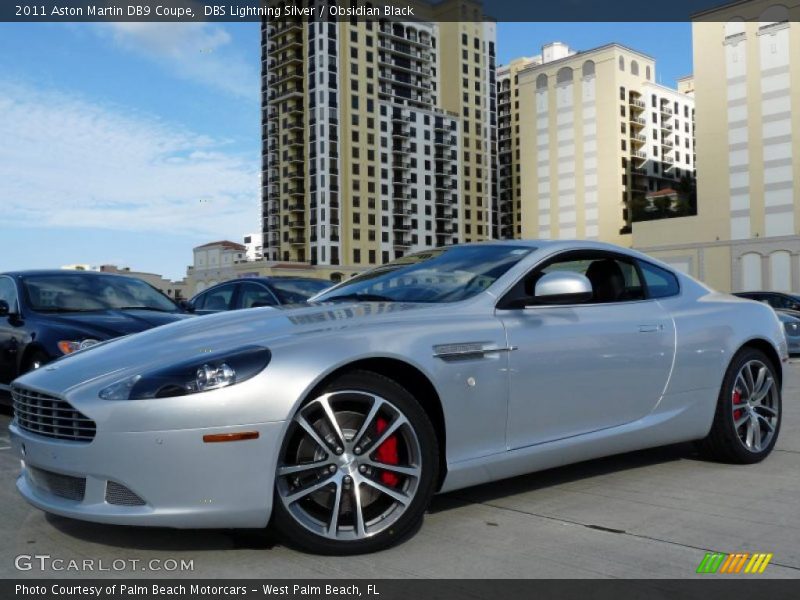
[195,284,236,312]
[530,253,644,303]
[238,283,278,309]
[0,277,17,310]
[639,261,680,298]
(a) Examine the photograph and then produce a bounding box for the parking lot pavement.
[2,363,800,580]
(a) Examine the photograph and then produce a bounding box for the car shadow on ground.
[44,514,281,552]
[430,442,700,514]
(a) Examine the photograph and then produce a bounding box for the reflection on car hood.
[39,309,192,338]
[14,302,435,394]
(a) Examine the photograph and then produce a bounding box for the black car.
[734,291,800,314]
[0,270,191,403]
[189,276,331,314]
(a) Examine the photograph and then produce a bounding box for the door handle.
[638,324,662,333]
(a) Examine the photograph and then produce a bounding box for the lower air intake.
[105,481,146,506]
[27,466,86,502]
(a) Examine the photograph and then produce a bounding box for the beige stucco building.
[262,0,497,268]
[505,42,695,246]
[188,240,365,296]
[632,0,800,293]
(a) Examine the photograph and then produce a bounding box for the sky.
[0,21,692,281]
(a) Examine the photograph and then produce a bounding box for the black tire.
[272,370,439,555]
[697,348,782,464]
[23,350,50,374]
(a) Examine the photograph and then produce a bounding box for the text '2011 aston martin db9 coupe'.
[8,241,786,554]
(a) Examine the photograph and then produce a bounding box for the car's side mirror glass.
[533,271,594,305]
[178,299,194,313]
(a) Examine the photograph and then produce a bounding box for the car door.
[237,282,279,309]
[0,276,21,387]
[192,282,238,314]
[497,250,676,449]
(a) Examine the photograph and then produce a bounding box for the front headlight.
[58,339,100,355]
[99,345,271,400]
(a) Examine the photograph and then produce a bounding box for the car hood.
[32,309,191,340]
[14,302,436,395]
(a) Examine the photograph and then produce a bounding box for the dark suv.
[0,270,191,403]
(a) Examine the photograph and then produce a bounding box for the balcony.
[632,150,647,160]
[270,35,302,56]
[660,123,674,132]
[629,98,646,110]
[631,133,647,145]
[288,234,305,245]
[630,116,646,127]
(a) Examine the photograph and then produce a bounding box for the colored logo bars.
[696,552,773,574]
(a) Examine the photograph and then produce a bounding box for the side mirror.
[533,271,594,305]
[0,300,9,317]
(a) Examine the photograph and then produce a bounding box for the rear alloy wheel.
[698,348,782,463]
[273,371,438,554]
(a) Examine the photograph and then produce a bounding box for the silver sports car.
[9,240,786,554]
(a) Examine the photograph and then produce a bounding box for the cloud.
[94,22,258,100]
[0,81,260,239]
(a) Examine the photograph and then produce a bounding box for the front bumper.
[10,419,286,529]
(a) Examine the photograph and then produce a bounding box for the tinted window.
[22,274,178,313]
[195,284,236,312]
[639,261,680,298]
[0,277,17,310]
[269,279,330,304]
[535,254,644,303]
[238,282,277,309]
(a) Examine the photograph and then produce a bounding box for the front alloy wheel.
[273,371,438,554]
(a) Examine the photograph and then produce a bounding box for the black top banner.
[2,0,798,23]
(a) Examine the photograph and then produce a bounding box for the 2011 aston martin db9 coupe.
[8,241,786,554]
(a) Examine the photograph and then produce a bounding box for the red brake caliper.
[732,389,745,423]
[374,417,400,487]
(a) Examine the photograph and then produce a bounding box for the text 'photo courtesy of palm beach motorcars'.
[190,277,331,314]
[8,241,786,554]
[0,270,191,405]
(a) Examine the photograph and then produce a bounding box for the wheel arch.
[18,341,52,373]
[735,338,783,387]
[302,357,448,490]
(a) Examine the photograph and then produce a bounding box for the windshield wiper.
[114,306,173,312]
[321,293,396,303]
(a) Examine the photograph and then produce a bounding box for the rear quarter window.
[639,261,680,299]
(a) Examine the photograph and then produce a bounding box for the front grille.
[105,481,146,506]
[27,466,86,501]
[12,386,96,443]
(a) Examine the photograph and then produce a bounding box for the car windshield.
[313,245,534,304]
[22,274,179,313]
[269,278,331,304]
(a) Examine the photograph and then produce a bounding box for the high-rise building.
[261,1,497,267]
[498,42,696,245]
[632,0,800,293]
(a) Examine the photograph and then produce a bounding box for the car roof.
[1,269,141,278]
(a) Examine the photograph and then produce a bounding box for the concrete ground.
[1,363,799,580]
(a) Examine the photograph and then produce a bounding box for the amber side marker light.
[203,432,260,443]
